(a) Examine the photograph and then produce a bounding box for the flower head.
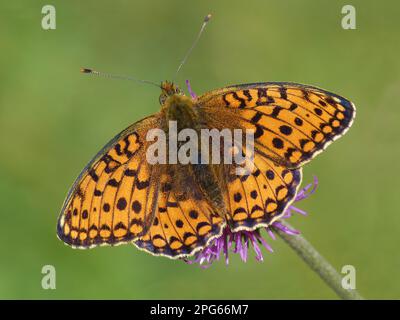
[185,177,318,267]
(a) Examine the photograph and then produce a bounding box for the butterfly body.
[161,81,228,223]
[57,81,355,259]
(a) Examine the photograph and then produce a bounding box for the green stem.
[272,221,364,300]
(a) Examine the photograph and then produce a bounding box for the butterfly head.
[159,81,183,105]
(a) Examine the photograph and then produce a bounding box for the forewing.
[198,82,356,168]
[57,115,162,248]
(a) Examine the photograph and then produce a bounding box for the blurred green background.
[1,0,399,299]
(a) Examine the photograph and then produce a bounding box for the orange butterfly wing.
[57,115,162,248]
[134,170,225,258]
[222,151,302,231]
[197,82,355,231]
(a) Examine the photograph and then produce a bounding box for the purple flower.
[185,177,318,267]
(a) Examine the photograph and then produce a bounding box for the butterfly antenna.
[80,68,161,89]
[173,13,212,80]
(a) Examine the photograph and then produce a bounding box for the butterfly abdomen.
[162,93,228,219]
[191,163,227,216]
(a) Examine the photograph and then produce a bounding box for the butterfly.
[57,80,355,259]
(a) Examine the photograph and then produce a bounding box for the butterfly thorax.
[163,94,198,130]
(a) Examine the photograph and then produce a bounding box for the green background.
[1,0,399,299]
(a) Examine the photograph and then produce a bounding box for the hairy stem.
[273,221,364,300]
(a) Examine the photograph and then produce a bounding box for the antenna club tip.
[80,67,93,74]
[204,14,212,22]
